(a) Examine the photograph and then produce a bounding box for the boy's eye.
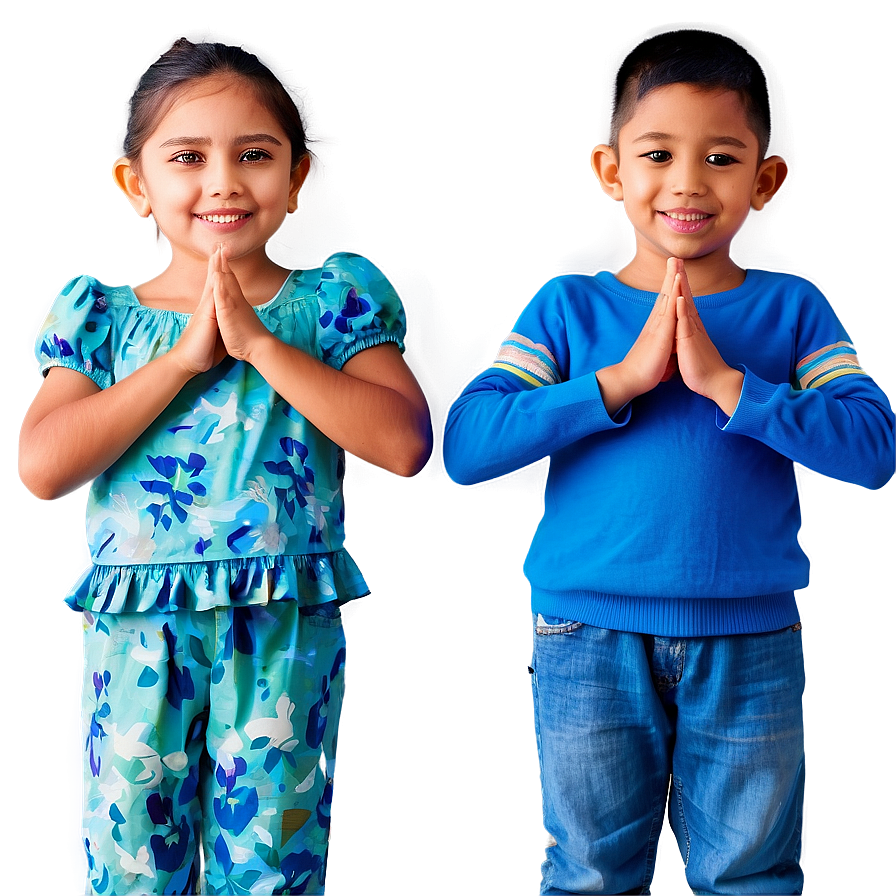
[706,153,737,167]
[172,151,203,165]
[641,150,672,163]
[240,148,273,163]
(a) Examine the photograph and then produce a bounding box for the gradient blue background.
[4,2,891,891]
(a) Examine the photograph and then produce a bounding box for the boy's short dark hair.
[609,29,771,159]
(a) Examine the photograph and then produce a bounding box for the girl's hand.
[209,244,273,363]
[673,262,743,415]
[169,266,226,375]
[595,256,679,415]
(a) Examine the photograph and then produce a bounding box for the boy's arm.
[444,366,625,485]
[445,263,684,486]
[675,262,893,490]
[444,300,635,486]
[721,363,894,490]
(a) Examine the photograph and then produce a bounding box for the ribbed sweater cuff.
[719,367,780,434]
[530,371,632,433]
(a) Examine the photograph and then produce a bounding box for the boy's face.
[598,84,777,285]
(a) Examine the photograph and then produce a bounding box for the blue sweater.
[444,270,894,636]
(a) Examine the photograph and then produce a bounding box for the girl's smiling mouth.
[196,213,250,223]
[194,209,253,232]
[195,208,252,223]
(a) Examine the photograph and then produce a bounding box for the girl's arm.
[212,247,432,477]
[253,339,431,477]
[19,284,223,500]
[21,362,190,500]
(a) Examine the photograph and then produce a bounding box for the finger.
[657,257,678,305]
[676,294,694,339]
[201,248,218,289]
[196,260,217,312]
[647,264,677,327]
[677,265,695,308]
[212,245,241,306]
[672,272,683,300]
[651,290,671,321]
[216,262,248,311]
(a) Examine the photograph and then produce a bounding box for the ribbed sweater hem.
[531,589,799,637]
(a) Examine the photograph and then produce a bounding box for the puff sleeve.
[315,253,407,369]
[35,276,114,389]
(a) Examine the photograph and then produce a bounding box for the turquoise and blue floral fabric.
[35,253,406,614]
[82,600,345,894]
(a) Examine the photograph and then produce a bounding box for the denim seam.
[530,644,555,890]
[673,775,691,867]
[640,791,666,892]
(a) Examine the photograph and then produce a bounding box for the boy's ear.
[287,155,312,213]
[752,155,788,210]
[591,145,624,201]
[113,157,152,218]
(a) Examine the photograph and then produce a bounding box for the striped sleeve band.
[492,332,561,386]
[796,341,866,389]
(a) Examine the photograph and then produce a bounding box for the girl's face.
[131,75,306,267]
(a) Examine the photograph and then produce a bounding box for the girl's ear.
[113,157,152,218]
[287,155,312,213]
[591,145,624,201]
[752,155,788,210]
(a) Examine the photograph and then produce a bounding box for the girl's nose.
[207,160,243,198]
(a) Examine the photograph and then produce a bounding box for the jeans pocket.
[535,613,584,635]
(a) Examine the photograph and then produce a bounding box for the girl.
[19,38,432,895]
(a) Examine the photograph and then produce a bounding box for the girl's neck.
[134,248,291,311]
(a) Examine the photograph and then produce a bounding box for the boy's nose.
[671,163,707,196]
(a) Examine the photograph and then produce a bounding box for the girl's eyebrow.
[158,133,283,148]
[632,130,748,149]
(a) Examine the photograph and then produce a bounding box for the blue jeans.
[531,616,805,895]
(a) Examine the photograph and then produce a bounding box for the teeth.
[665,212,709,222]
[198,214,249,223]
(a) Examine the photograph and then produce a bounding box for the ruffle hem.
[65,551,369,614]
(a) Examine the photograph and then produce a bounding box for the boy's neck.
[616,252,746,296]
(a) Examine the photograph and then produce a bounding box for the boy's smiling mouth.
[658,208,713,233]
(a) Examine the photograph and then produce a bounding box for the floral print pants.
[81,600,346,894]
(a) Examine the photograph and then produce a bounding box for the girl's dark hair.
[609,30,771,158]
[124,38,311,171]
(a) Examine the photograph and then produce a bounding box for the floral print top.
[35,252,406,614]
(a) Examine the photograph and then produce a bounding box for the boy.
[443,30,894,895]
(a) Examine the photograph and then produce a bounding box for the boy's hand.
[673,261,743,416]
[596,256,678,415]
[210,244,275,364]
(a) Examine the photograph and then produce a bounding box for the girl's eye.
[706,153,737,167]
[240,148,273,163]
[172,151,203,165]
[641,150,672,163]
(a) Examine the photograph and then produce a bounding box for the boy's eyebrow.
[157,133,284,148]
[632,130,749,150]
